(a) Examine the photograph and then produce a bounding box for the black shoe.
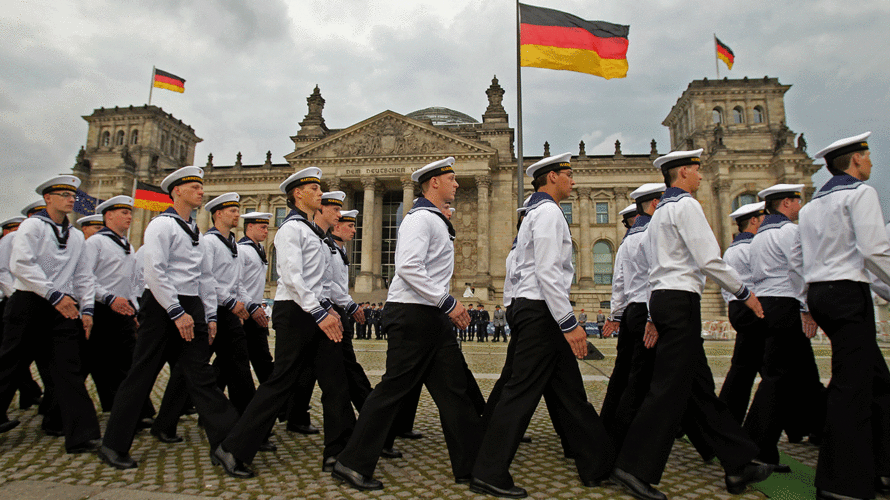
[455,474,472,484]
[581,475,607,487]
[287,423,319,435]
[322,456,337,472]
[469,477,528,498]
[42,426,63,437]
[610,468,667,500]
[150,428,184,443]
[725,463,773,494]
[211,445,255,479]
[0,420,20,434]
[136,417,155,430]
[67,438,102,454]
[332,461,383,491]
[98,445,138,469]
[816,489,865,500]
[398,430,423,440]
[876,476,890,494]
[752,459,791,473]
[258,440,277,452]
[520,435,532,443]
[181,405,197,416]
[786,434,804,443]
[380,447,402,459]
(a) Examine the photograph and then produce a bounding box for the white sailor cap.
[280,167,322,193]
[517,195,533,213]
[412,157,455,183]
[161,166,204,194]
[77,214,104,227]
[526,152,572,179]
[729,202,765,221]
[1,216,25,230]
[449,207,456,214]
[205,192,240,213]
[21,201,46,217]
[36,175,80,195]
[339,210,359,223]
[321,191,346,206]
[653,149,704,172]
[240,212,272,225]
[814,131,871,163]
[619,204,638,219]
[757,184,804,202]
[96,195,134,214]
[630,182,666,201]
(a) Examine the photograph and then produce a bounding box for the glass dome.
[406,107,479,125]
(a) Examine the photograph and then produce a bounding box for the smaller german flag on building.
[153,68,186,93]
[716,37,734,70]
[520,3,629,80]
[134,181,173,212]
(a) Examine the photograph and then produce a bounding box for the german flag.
[520,3,628,80]
[716,37,734,70]
[153,68,185,93]
[134,181,173,212]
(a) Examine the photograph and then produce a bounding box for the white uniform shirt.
[608,240,629,321]
[611,214,654,321]
[750,214,807,308]
[646,188,749,300]
[273,209,332,323]
[142,208,217,322]
[503,239,518,308]
[508,192,578,332]
[84,227,139,309]
[10,212,95,314]
[134,245,146,299]
[204,227,245,312]
[323,236,359,315]
[800,174,890,286]
[387,198,457,313]
[0,232,17,299]
[721,232,755,304]
[237,236,268,314]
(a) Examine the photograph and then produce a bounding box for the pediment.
[285,111,496,161]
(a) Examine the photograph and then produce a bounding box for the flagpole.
[515,1,524,209]
[148,66,155,106]
[128,177,138,240]
[714,34,720,79]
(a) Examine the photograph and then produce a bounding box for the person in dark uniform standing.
[611,150,772,500]
[467,304,477,341]
[471,153,613,498]
[332,156,480,491]
[236,212,275,391]
[0,175,101,453]
[800,132,890,500]
[717,202,767,424]
[477,304,489,342]
[360,303,371,339]
[98,166,246,477]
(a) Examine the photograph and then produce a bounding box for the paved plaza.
[0,337,880,499]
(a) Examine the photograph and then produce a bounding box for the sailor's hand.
[744,293,764,319]
[644,321,659,349]
[82,314,93,340]
[110,297,136,316]
[175,313,195,341]
[319,314,343,342]
[251,307,269,328]
[603,320,620,338]
[449,301,471,329]
[564,326,587,359]
[801,312,818,339]
[232,301,249,321]
[55,295,79,319]
[353,308,365,324]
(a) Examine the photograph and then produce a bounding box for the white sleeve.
[10,222,58,303]
[142,220,186,320]
[199,238,218,323]
[677,200,748,298]
[394,215,455,313]
[276,224,327,322]
[0,237,15,298]
[785,226,808,311]
[609,242,629,320]
[531,207,578,332]
[853,187,890,286]
[72,236,96,315]
[86,238,112,305]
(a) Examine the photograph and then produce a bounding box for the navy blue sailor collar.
[98,226,131,254]
[408,196,455,241]
[656,187,691,209]
[525,191,557,212]
[159,207,199,246]
[206,226,238,257]
[626,213,651,239]
[758,213,792,233]
[238,236,267,264]
[812,173,862,200]
[33,208,71,249]
[729,231,755,248]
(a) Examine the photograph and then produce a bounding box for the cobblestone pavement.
[0,338,880,499]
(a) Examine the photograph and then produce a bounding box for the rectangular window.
[595,202,609,224]
[560,202,573,224]
[275,207,287,227]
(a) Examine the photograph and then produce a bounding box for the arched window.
[732,193,758,211]
[712,108,723,124]
[571,242,578,285]
[753,106,764,124]
[102,131,110,147]
[732,107,744,124]
[116,130,125,146]
[593,240,613,285]
[130,129,139,145]
[179,143,186,160]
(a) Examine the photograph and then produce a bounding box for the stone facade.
[72,76,820,319]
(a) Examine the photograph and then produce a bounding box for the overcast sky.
[2,0,889,217]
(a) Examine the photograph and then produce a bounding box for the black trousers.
[473,299,613,488]
[600,307,636,432]
[337,302,482,478]
[243,315,274,384]
[103,292,239,454]
[616,290,757,484]
[0,291,99,450]
[0,299,43,408]
[609,302,657,447]
[809,281,890,498]
[719,301,767,424]
[493,325,505,342]
[222,301,355,464]
[478,322,489,341]
[334,305,373,410]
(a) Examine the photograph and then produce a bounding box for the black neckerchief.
[98,227,131,254]
[159,207,199,246]
[238,236,267,264]
[327,234,349,265]
[33,209,70,249]
[207,227,237,258]
[283,208,328,242]
[408,196,456,241]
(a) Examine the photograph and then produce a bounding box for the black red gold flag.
[153,69,186,93]
[716,37,735,70]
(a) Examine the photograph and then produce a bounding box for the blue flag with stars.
[74,189,103,215]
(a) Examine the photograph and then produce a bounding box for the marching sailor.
[76,214,104,239]
[236,212,274,387]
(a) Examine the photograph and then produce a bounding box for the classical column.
[577,187,593,287]
[258,194,270,213]
[401,176,414,218]
[197,206,212,233]
[355,177,377,293]
[326,176,341,192]
[372,183,385,287]
[716,179,733,249]
[475,175,492,289]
